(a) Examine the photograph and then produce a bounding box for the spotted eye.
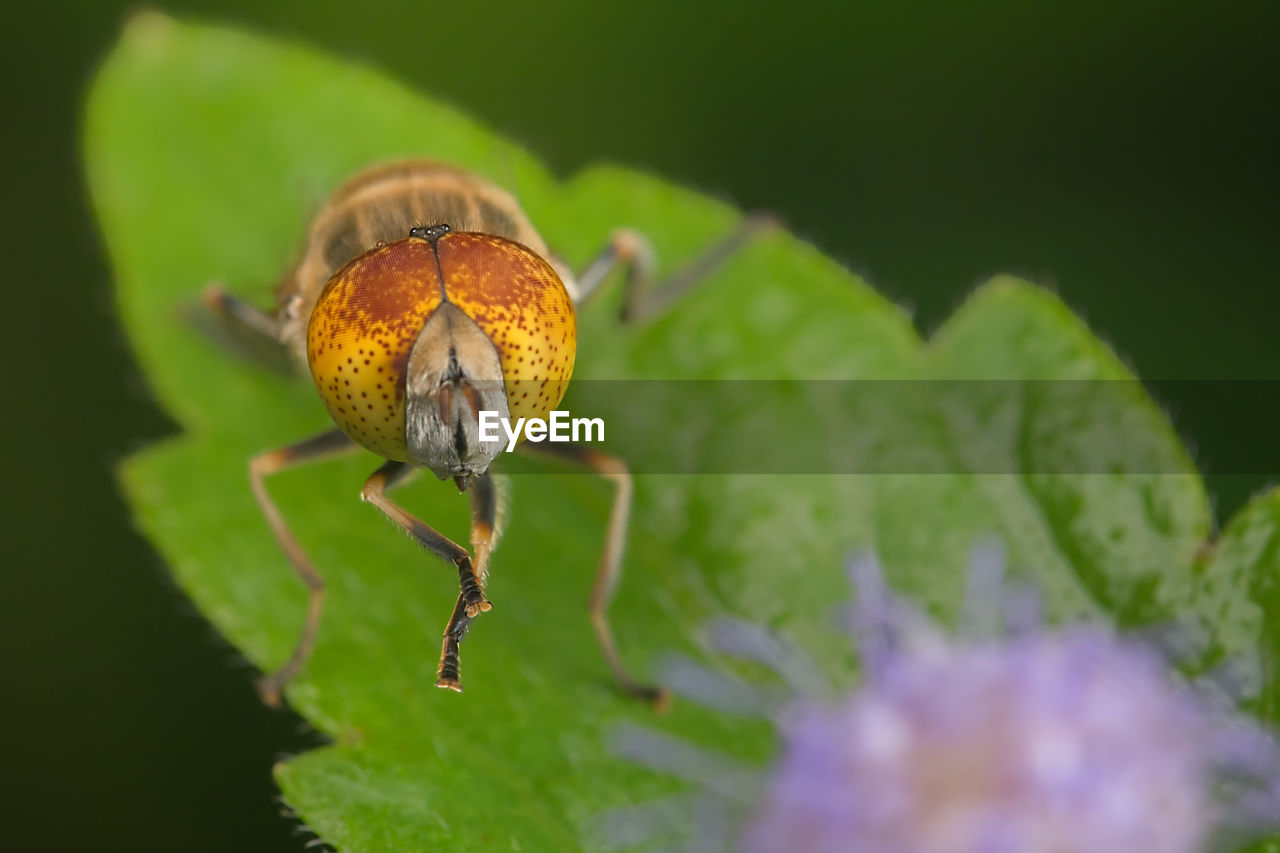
[434,232,576,423]
[306,239,441,460]
[305,233,576,460]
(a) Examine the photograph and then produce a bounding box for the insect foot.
[435,605,470,692]
[256,674,286,708]
[457,557,492,618]
[642,686,673,713]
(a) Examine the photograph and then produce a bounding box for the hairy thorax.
[275,160,565,366]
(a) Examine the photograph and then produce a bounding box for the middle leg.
[521,442,669,708]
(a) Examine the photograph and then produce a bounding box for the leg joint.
[359,477,385,503]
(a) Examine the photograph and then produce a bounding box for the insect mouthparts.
[409,223,451,242]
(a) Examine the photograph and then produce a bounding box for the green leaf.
[1188,490,1280,719]
[85,14,1274,851]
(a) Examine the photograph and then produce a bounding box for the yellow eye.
[434,231,576,425]
[306,238,440,461]
[305,232,576,461]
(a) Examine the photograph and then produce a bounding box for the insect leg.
[250,428,359,706]
[202,283,280,340]
[436,593,471,692]
[467,471,502,597]
[572,212,779,322]
[198,283,294,371]
[360,461,492,617]
[433,471,504,691]
[520,443,669,708]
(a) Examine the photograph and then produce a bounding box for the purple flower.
[602,545,1280,853]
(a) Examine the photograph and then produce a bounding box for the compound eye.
[435,232,577,422]
[305,239,443,460]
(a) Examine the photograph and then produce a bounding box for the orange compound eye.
[306,239,443,460]
[434,232,576,423]
[305,231,576,462]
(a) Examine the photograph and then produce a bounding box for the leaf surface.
[85,15,1271,851]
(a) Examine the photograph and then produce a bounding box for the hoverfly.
[205,160,766,706]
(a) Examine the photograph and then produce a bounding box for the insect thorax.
[276,160,552,366]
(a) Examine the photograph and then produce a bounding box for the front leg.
[361,463,504,692]
[436,471,505,692]
[435,594,472,693]
[360,461,491,618]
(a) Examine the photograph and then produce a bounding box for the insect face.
[305,226,577,485]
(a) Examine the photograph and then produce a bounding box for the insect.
[204,160,766,707]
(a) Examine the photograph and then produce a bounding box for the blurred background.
[1,1,1276,849]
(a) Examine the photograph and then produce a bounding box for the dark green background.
[3,1,1276,850]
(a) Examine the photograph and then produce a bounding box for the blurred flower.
[600,543,1280,853]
